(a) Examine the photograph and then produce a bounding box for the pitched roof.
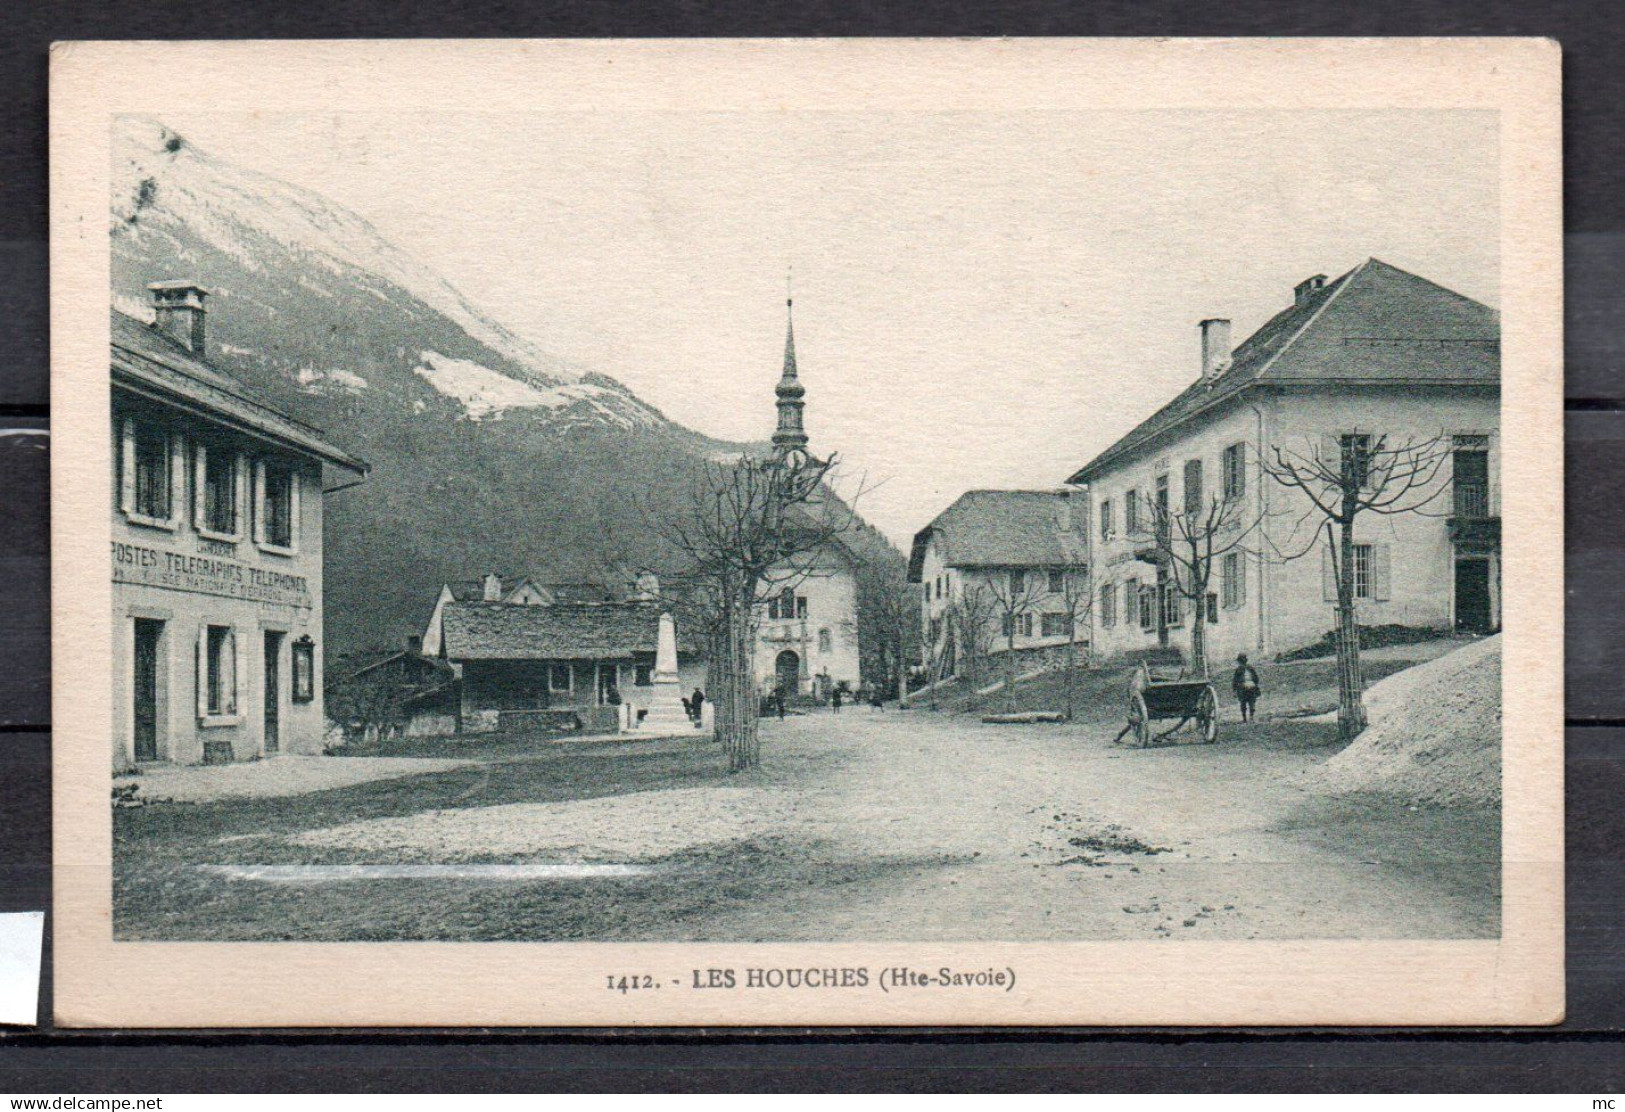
[345,649,457,683]
[440,601,698,661]
[444,577,617,603]
[111,310,368,475]
[1066,259,1499,485]
[908,489,1089,580]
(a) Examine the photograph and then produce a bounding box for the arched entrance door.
[775,650,801,697]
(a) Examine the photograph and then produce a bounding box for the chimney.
[482,572,503,602]
[148,281,209,354]
[406,634,423,655]
[1294,274,1328,307]
[1199,318,1232,383]
[633,570,660,601]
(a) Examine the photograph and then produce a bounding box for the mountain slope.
[110,117,874,656]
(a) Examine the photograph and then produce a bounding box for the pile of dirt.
[1311,635,1501,808]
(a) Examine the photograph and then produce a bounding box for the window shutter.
[119,420,136,515]
[288,469,301,553]
[234,455,249,539]
[1237,554,1248,607]
[195,627,208,719]
[1321,543,1337,601]
[230,627,245,716]
[1321,434,1342,483]
[168,434,187,527]
[192,443,208,530]
[1372,543,1392,602]
[252,461,266,545]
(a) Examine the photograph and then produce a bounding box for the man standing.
[1231,653,1261,723]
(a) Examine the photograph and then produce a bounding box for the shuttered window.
[194,443,244,538]
[1222,442,1245,501]
[255,459,299,552]
[122,419,182,527]
[1162,585,1184,628]
[1322,542,1391,602]
[1221,552,1245,609]
[1183,459,1204,516]
[201,625,237,717]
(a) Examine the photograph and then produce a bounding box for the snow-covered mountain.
[112,116,663,430]
[109,117,750,654]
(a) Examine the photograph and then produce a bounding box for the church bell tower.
[772,295,810,464]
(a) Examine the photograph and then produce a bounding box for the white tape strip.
[0,911,44,1026]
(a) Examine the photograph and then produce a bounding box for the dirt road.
[115,702,1497,941]
[716,707,1498,941]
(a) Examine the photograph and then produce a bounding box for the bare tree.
[1051,565,1094,721]
[1132,477,1264,679]
[654,452,855,772]
[1262,432,1452,741]
[856,556,916,705]
[984,569,1048,709]
[946,580,1000,700]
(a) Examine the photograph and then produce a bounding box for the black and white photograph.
[49,39,1563,1027]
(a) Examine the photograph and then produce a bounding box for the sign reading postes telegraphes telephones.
[110,540,313,609]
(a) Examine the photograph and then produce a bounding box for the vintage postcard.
[50,39,1562,1026]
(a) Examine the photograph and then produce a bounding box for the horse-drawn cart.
[1121,648,1219,747]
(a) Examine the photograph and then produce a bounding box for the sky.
[164,109,1499,548]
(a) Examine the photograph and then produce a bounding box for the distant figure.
[1232,653,1261,723]
[690,688,707,722]
[681,695,693,720]
[774,690,786,719]
[869,684,884,710]
[831,686,844,713]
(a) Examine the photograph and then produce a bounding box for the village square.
[108,258,1501,943]
[105,115,1502,943]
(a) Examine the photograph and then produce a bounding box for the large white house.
[1069,258,1499,666]
[111,281,368,768]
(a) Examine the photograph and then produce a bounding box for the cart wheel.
[1197,685,1218,744]
[1130,692,1152,748]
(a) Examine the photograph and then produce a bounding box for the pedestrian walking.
[690,687,706,723]
[831,686,843,714]
[1232,653,1261,723]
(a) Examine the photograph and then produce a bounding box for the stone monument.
[640,611,693,734]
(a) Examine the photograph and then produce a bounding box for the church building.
[754,298,862,701]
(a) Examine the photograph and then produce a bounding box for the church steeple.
[772,294,809,458]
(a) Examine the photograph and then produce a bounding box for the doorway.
[597,663,621,705]
[1455,558,1492,633]
[132,618,163,762]
[775,650,801,697]
[263,631,284,754]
